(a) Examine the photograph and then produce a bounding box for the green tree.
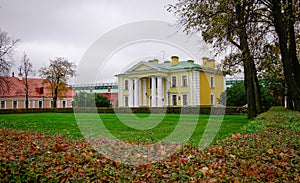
[95,95,111,107]
[168,0,262,119]
[39,57,76,108]
[73,92,111,107]
[218,82,247,106]
[218,82,276,110]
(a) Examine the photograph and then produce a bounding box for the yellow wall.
[200,71,224,105]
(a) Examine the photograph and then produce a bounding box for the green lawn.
[0,113,248,145]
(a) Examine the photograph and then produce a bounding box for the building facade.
[0,74,74,109]
[116,56,225,107]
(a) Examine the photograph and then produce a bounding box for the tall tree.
[168,0,262,119]
[39,57,76,108]
[19,53,33,109]
[263,0,300,111]
[0,29,19,94]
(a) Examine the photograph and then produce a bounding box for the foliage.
[218,82,246,106]
[0,29,19,95]
[73,92,111,107]
[0,107,298,182]
[19,52,33,109]
[39,57,76,108]
[218,82,277,110]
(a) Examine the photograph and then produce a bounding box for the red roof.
[0,76,74,99]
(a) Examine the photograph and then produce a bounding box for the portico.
[124,76,168,107]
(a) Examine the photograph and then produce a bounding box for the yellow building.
[116,56,224,107]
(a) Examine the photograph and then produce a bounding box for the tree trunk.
[272,0,300,111]
[236,2,259,119]
[53,86,58,108]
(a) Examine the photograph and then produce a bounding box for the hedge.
[0,106,248,115]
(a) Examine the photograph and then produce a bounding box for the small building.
[115,56,225,107]
[0,74,73,109]
[73,83,118,107]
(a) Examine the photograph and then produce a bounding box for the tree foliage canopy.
[39,57,76,108]
[73,92,111,107]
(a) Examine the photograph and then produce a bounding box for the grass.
[0,113,248,145]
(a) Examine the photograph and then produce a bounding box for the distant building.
[73,83,118,107]
[225,77,244,88]
[0,74,74,109]
[115,56,225,107]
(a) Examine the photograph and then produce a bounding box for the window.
[210,76,214,88]
[51,101,54,108]
[39,87,44,94]
[172,76,177,87]
[124,80,128,90]
[172,95,177,106]
[182,75,187,87]
[38,101,43,108]
[13,100,18,109]
[182,94,188,106]
[0,101,5,109]
[210,94,214,105]
[62,101,66,108]
[125,96,129,107]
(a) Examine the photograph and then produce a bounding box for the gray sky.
[0,0,215,83]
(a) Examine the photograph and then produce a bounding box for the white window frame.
[182,75,188,87]
[13,100,18,109]
[172,94,177,106]
[210,76,214,88]
[124,96,129,107]
[124,80,129,90]
[210,94,214,105]
[182,94,188,106]
[62,100,66,108]
[0,101,6,109]
[38,100,43,108]
[171,76,177,87]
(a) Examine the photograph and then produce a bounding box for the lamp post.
[167,90,170,107]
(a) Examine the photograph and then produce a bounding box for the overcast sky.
[0,0,217,83]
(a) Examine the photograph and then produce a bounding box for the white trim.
[118,76,123,107]
[182,93,188,106]
[128,79,133,107]
[171,76,177,87]
[143,79,147,106]
[210,94,215,105]
[181,75,188,87]
[13,100,18,109]
[0,101,6,109]
[151,76,157,107]
[210,76,215,88]
[157,76,163,107]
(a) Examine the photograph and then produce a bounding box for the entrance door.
[172,95,177,106]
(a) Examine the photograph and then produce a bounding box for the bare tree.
[39,57,76,108]
[19,52,33,109]
[0,29,19,94]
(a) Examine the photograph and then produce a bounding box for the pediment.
[126,62,158,73]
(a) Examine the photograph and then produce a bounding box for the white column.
[157,76,163,107]
[151,76,156,107]
[143,79,147,106]
[118,76,122,107]
[128,79,133,107]
[166,76,170,106]
[138,79,142,107]
[190,71,194,106]
[134,78,139,107]
[193,71,200,105]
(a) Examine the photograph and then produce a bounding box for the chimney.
[171,56,179,66]
[187,60,194,64]
[202,57,215,68]
[152,59,159,64]
[17,73,23,80]
[108,87,111,93]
